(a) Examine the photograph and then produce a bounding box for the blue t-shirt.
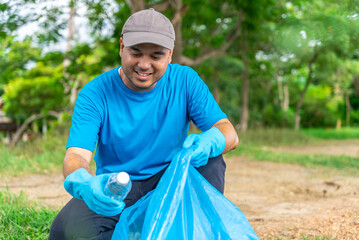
[67,63,227,180]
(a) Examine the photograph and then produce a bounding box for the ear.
[119,38,125,57]
[168,49,173,63]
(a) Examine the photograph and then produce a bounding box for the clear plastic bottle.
[105,172,132,201]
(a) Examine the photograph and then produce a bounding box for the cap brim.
[122,32,174,50]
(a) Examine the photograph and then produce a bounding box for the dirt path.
[1,142,359,239]
[225,157,359,239]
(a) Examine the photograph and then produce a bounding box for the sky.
[14,0,106,52]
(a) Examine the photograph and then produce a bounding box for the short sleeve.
[186,68,227,131]
[66,82,104,151]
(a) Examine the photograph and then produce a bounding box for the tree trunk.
[10,113,42,148]
[172,18,182,63]
[277,76,289,112]
[294,53,318,130]
[42,118,48,139]
[128,0,145,13]
[353,75,359,97]
[170,0,183,63]
[294,77,310,131]
[345,91,351,127]
[283,84,289,111]
[9,112,60,148]
[276,75,284,110]
[240,56,249,132]
[63,1,75,70]
[70,78,80,105]
[336,119,342,129]
[63,1,78,104]
[66,1,75,53]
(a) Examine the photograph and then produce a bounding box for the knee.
[49,211,98,240]
[48,198,98,240]
[196,154,226,193]
[49,212,66,240]
[49,198,120,240]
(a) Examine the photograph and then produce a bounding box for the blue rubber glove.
[64,168,125,216]
[182,127,226,167]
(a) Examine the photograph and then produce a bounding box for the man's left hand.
[182,127,226,167]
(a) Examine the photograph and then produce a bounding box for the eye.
[132,53,141,57]
[151,55,161,60]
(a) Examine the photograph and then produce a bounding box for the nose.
[137,56,151,70]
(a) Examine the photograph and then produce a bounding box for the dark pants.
[49,155,226,240]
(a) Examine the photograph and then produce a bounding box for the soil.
[1,141,359,239]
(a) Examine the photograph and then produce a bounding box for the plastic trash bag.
[112,148,260,240]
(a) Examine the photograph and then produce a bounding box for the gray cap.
[121,8,175,50]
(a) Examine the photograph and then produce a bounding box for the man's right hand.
[64,168,125,216]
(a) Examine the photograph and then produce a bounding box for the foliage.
[350,109,359,126]
[181,0,241,58]
[0,0,37,36]
[262,105,295,128]
[0,37,41,86]
[196,56,243,122]
[0,190,58,239]
[300,84,340,128]
[1,0,359,132]
[270,0,359,129]
[2,63,66,121]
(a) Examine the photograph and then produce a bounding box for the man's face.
[119,39,173,92]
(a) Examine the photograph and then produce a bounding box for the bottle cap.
[116,172,130,185]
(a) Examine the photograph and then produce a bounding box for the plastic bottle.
[105,172,132,201]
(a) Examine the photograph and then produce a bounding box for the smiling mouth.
[135,71,152,77]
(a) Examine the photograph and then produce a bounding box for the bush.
[300,85,340,128]
[2,63,66,121]
[262,105,295,128]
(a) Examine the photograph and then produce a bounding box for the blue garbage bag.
[112,148,260,239]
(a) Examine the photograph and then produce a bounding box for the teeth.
[137,72,150,76]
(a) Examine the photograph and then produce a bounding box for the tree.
[3,0,359,136]
[273,0,359,129]
[230,0,285,131]
[2,61,66,146]
[0,37,41,86]
[196,56,243,123]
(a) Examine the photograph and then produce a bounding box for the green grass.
[0,126,100,176]
[238,128,316,146]
[0,190,59,240]
[2,127,359,176]
[227,128,359,176]
[0,131,67,176]
[301,127,359,139]
[229,143,359,175]
[1,147,64,176]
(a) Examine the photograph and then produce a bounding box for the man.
[49,8,238,239]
